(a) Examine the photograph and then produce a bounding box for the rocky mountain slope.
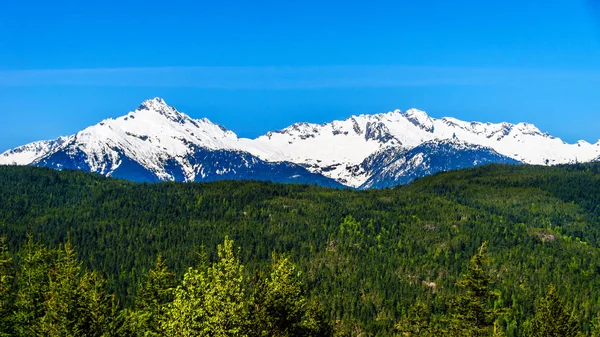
[1,98,598,188]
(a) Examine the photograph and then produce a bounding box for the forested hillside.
[1,164,600,336]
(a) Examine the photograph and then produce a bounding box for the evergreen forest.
[2,163,600,336]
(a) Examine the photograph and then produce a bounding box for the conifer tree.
[591,312,600,337]
[128,255,175,336]
[39,241,82,336]
[0,237,14,337]
[77,270,121,337]
[161,266,208,336]
[447,242,504,337]
[530,285,579,337]
[395,301,434,337]
[202,237,249,336]
[251,254,332,337]
[39,240,119,336]
[13,237,52,336]
[162,237,249,336]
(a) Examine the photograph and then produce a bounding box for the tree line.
[2,164,600,335]
[0,236,332,336]
[0,236,596,336]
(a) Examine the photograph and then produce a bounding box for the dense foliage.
[2,163,600,335]
[0,236,331,336]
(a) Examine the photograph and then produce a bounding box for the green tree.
[39,241,82,336]
[395,301,434,337]
[529,285,579,337]
[127,255,175,336]
[0,237,15,337]
[13,237,52,336]
[202,237,249,336]
[591,312,600,337]
[447,242,505,337]
[251,254,332,337]
[161,266,208,336]
[77,270,121,337]
[162,237,249,336]
[39,241,119,336]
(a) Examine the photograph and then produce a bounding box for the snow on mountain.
[359,139,520,189]
[0,98,343,187]
[404,108,435,132]
[66,97,242,180]
[244,108,600,186]
[0,136,71,165]
[1,97,598,188]
[40,97,241,180]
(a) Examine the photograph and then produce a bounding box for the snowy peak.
[404,108,434,132]
[512,122,543,137]
[280,122,322,139]
[1,98,599,189]
[438,118,544,141]
[130,97,234,137]
[0,98,245,182]
[249,107,600,185]
[364,121,398,144]
[123,98,236,145]
[137,97,168,111]
[134,97,193,125]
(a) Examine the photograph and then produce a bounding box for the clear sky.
[1,0,600,152]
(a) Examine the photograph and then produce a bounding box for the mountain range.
[1,97,598,188]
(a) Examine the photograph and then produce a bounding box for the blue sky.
[1,0,600,151]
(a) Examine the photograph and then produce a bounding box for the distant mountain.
[0,98,343,188]
[1,98,598,188]
[359,140,520,189]
[248,107,600,186]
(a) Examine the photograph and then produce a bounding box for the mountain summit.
[2,98,598,188]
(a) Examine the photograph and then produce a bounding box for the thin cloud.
[0,65,598,89]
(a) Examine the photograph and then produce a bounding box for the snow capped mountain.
[0,98,343,187]
[1,97,598,189]
[359,140,520,189]
[245,108,600,186]
[1,136,72,166]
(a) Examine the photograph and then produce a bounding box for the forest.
[2,163,600,336]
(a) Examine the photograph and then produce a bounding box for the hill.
[1,164,600,335]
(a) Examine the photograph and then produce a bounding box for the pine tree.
[13,237,52,336]
[162,266,208,336]
[202,237,249,336]
[0,237,15,337]
[591,312,600,337]
[251,254,332,337]
[530,285,579,337]
[77,270,122,337]
[395,301,434,337]
[39,240,120,336]
[447,242,505,337]
[128,255,175,336]
[162,237,249,336]
[38,241,83,336]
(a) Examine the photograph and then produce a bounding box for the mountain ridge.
[1,97,598,188]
